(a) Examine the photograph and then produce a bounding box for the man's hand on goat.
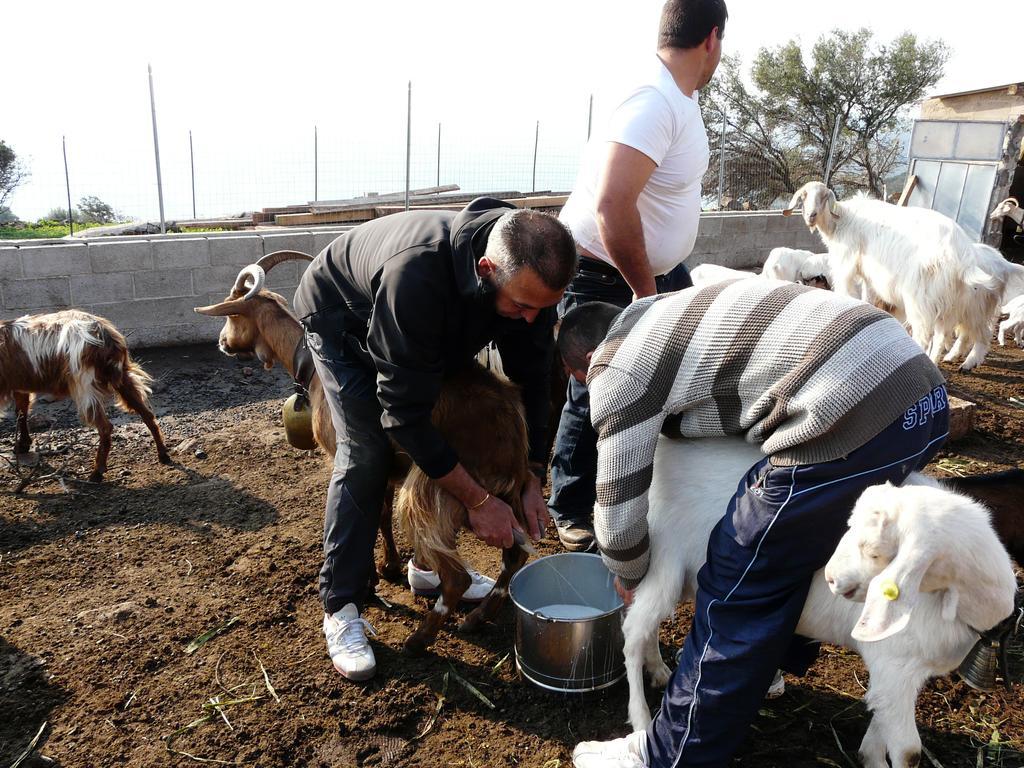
[522,475,549,542]
[614,576,635,608]
[468,495,524,549]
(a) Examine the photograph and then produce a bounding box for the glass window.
[911,122,957,158]
[954,122,1006,161]
[957,164,997,240]
[932,162,969,220]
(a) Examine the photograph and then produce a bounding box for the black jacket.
[293,197,554,479]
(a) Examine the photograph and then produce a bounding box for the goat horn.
[256,250,314,273]
[1008,197,1020,208]
[231,264,266,300]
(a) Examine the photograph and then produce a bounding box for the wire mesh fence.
[8,99,782,226]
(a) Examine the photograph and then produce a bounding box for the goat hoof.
[378,561,403,582]
[87,473,104,484]
[158,452,173,465]
[403,633,429,657]
[459,614,483,634]
[648,661,672,687]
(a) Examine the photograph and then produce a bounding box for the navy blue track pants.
[646,386,950,768]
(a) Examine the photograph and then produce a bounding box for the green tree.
[702,29,949,203]
[0,140,29,208]
[77,195,117,224]
[44,206,81,224]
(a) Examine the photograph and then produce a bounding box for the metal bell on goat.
[282,393,316,450]
[957,636,1001,692]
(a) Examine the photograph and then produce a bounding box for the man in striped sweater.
[560,279,949,768]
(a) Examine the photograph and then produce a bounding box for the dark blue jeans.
[303,308,392,615]
[645,386,949,768]
[547,260,692,530]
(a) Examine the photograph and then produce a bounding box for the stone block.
[720,214,768,236]
[89,241,154,273]
[133,268,195,299]
[194,262,297,292]
[85,295,206,329]
[3,277,71,310]
[18,244,91,277]
[208,235,262,267]
[153,237,210,269]
[71,273,135,305]
[313,230,346,254]
[947,396,975,441]
[260,232,315,259]
[0,249,22,279]
[765,211,802,233]
[126,323,221,349]
[696,214,724,237]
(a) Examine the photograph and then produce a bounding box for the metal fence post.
[436,122,441,188]
[147,64,166,233]
[532,120,539,193]
[404,81,412,212]
[587,94,593,141]
[824,116,841,185]
[314,125,319,202]
[62,136,73,236]
[189,130,196,219]
[717,113,727,210]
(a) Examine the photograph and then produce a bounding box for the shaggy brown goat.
[0,310,170,482]
[195,252,533,653]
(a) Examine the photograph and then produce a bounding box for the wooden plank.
[278,193,569,226]
[309,184,459,209]
[315,190,526,212]
[375,194,569,214]
[260,204,312,215]
[274,207,378,226]
[175,217,255,229]
[897,175,918,207]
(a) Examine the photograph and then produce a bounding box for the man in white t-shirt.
[549,0,727,553]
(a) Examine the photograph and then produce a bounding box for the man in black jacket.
[293,197,577,681]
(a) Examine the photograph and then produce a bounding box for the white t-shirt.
[560,56,710,276]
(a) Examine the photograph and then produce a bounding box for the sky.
[4,0,1022,221]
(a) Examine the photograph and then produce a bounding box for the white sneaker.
[407,559,496,602]
[766,669,786,699]
[323,604,377,681]
[573,730,649,768]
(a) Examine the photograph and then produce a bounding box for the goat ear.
[194,299,251,317]
[851,536,935,642]
[782,185,808,216]
[829,189,840,219]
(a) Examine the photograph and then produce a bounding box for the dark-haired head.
[557,302,623,383]
[658,0,728,50]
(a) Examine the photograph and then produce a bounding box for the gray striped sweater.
[589,279,945,587]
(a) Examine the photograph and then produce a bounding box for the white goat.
[784,182,1024,371]
[761,247,833,290]
[998,294,1024,348]
[689,264,757,288]
[624,436,1017,768]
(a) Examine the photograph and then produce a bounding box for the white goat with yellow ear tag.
[825,480,1017,643]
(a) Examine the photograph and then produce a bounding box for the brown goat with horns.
[1,310,170,482]
[195,251,534,654]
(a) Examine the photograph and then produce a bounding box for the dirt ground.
[2,341,1023,768]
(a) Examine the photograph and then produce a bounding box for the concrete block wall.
[0,212,819,349]
[687,211,822,269]
[0,228,353,349]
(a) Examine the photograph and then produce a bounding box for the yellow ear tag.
[881,581,899,601]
